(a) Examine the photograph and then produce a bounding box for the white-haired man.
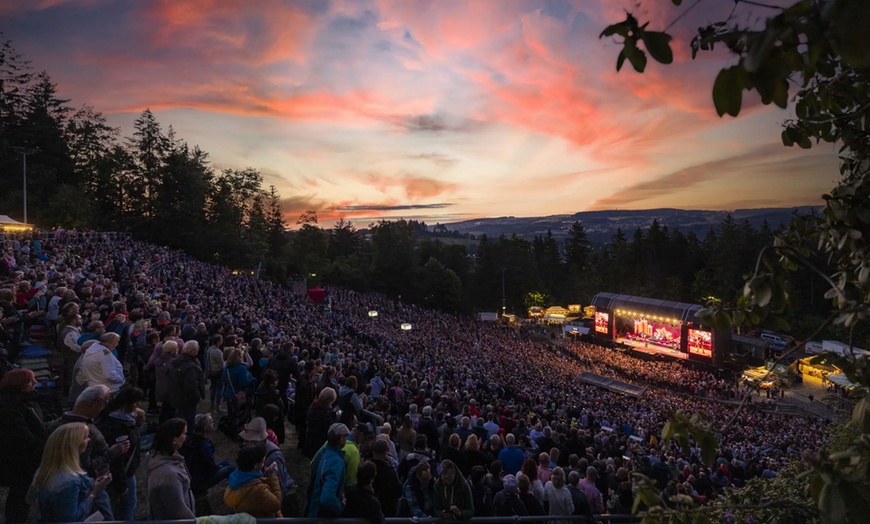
[80,332,125,393]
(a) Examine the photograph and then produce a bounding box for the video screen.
[594,311,609,334]
[688,329,712,357]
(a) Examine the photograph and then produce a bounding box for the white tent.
[0,215,32,231]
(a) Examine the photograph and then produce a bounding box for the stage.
[618,337,689,360]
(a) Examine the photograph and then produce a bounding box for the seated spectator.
[223,444,283,518]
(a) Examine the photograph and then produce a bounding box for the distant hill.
[442,207,818,243]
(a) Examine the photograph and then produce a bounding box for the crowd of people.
[0,230,829,522]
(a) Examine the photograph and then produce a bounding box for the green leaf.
[601,22,631,38]
[617,48,627,72]
[624,42,648,72]
[712,66,744,117]
[641,31,673,64]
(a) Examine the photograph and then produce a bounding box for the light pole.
[501,267,507,316]
[12,146,39,224]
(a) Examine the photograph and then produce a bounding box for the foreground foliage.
[603,0,870,521]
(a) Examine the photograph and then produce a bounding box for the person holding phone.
[28,422,113,522]
[223,444,284,518]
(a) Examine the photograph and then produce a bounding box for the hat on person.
[503,474,518,494]
[328,423,350,440]
[239,417,268,441]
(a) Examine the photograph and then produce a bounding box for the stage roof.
[578,371,647,398]
[591,292,703,323]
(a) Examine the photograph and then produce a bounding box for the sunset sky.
[1,0,841,225]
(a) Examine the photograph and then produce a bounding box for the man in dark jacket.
[343,460,385,524]
[46,385,128,481]
[567,470,596,521]
[417,406,441,460]
[170,340,205,432]
[371,438,403,516]
[264,343,298,417]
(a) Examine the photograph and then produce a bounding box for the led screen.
[594,311,610,334]
[688,329,713,357]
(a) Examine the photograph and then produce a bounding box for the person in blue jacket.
[223,348,256,435]
[28,422,113,523]
[306,423,348,517]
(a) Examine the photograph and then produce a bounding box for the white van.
[761,332,793,350]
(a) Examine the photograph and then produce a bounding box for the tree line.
[0,36,286,270]
[1,34,859,346]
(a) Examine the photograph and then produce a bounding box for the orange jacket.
[223,476,283,518]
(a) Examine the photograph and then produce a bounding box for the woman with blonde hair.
[223,347,255,437]
[463,434,488,475]
[28,422,113,522]
[542,467,573,520]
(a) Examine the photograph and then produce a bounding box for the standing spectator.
[46,385,127,479]
[543,467,574,519]
[170,340,205,432]
[538,452,553,485]
[264,343,297,420]
[463,434,489,475]
[305,387,338,457]
[469,465,494,517]
[417,405,441,459]
[371,438,403,517]
[180,413,234,497]
[578,466,605,514]
[223,444,283,518]
[294,360,315,449]
[521,458,545,505]
[223,348,256,436]
[493,474,527,516]
[146,338,178,422]
[95,387,145,521]
[306,423,349,518]
[566,470,595,520]
[0,368,46,523]
[144,418,196,519]
[343,460,385,524]
[255,370,285,443]
[27,423,113,522]
[498,433,525,476]
[397,414,417,461]
[205,334,225,413]
[59,313,83,390]
[517,474,545,516]
[79,332,125,394]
